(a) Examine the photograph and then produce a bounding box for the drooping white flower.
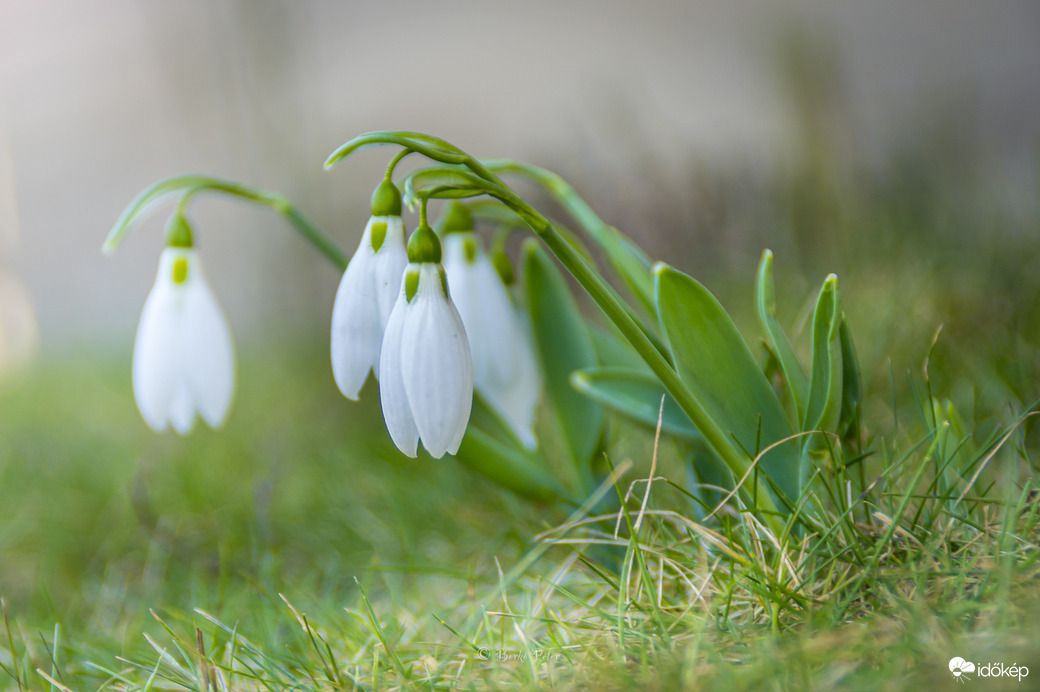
[443,231,540,449]
[330,215,408,399]
[132,247,235,435]
[379,262,473,458]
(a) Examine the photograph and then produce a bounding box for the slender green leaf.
[600,226,656,314]
[522,240,605,476]
[655,265,800,501]
[570,367,702,440]
[802,275,843,435]
[755,250,809,422]
[837,314,862,445]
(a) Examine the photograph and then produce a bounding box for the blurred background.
[1,0,1039,642]
[1,0,1037,362]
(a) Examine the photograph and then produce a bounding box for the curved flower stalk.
[441,207,539,448]
[330,181,409,399]
[379,219,474,458]
[132,244,235,435]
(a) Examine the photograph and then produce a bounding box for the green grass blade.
[353,577,411,683]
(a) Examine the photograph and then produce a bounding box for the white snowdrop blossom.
[330,215,408,399]
[442,232,540,448]
[132,247,234,435]
[379,262,473,458]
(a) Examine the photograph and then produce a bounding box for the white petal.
[180,253,235,428]
[378,279,419,457]
[371,216,409,328]
[443,233,505,390]
[491,310,541,449]
[330,219,383,399]
[132,248,190,432]
[444,234,539,448]
[132,293,176,429]
[168,383,196,435]
[401,264,473,458]
[133,248,236,435]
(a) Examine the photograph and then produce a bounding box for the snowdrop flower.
[379,220,473,458]
[440,204,540,448]
[132,218,234,435]
[330,181,409,399]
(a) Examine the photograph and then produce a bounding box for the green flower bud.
[438,201,473,235]
[165,214,194,248]
[407,222,442,264]
[370,180,403,217]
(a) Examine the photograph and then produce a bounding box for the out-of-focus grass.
[0,344,546,664]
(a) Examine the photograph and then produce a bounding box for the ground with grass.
[2,145,1040,691]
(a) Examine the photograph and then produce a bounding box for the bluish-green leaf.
[837,314,862,445]
[454,427,567,503]
[571,367,702,441]
[802,275,843,436]
[587,323,651,373]
[756,250,809,423]
[522,239,604,476]
[654,264,800,502]
[601,227,655,314]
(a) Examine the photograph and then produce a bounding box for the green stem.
[281,203,349,271]
[418,195,429,229]
[104,175,349,271]
[482,159,642,256]
[481,159,656,313]
[385,148,413,181]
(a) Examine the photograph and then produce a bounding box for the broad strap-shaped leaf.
[522,240,605,473]
[802,275,843,436]
[587,322,652,373]
[755,250,809,423]
[571,367,702,441]
[654,264,800,501]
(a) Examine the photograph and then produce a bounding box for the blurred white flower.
[132,247,234,434]
[330,215,408,399]
[379,262,473,458]
[443,232,540,448]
